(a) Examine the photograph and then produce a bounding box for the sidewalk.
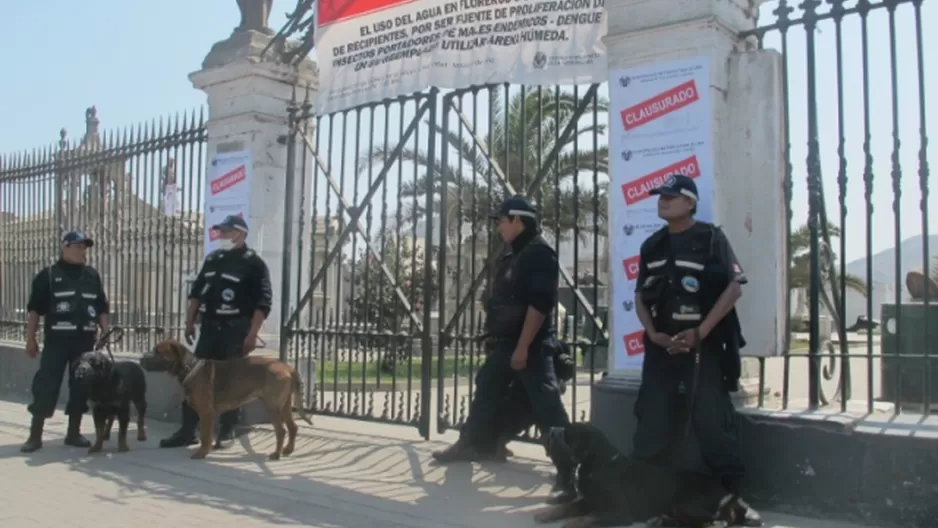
[0,399,874,527]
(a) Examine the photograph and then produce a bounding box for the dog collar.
[180,357,204,385]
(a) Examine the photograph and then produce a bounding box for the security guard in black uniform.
[160,215,273,449]
[632,175,762,525]
[432,196,575,503]
[20,231,110,453]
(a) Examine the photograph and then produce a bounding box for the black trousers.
[463,338,570,453]
[632,345,744,491]
[28,338,92,418]
[180,317,251,433]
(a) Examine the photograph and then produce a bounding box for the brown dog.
[148,339,313,460]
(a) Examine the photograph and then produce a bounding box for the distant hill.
[840,234,938,321]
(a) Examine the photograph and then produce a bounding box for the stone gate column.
[592,0,788,452]
[189,30,318,352]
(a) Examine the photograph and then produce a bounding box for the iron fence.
[0,107,208,353]
[745,0,934,414]
[280,83,609,439]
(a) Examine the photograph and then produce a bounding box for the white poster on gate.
[314,0,607,115]
[203,151,252,256]
[608,56,714,372]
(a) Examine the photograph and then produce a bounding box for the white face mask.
[217,238,236,251]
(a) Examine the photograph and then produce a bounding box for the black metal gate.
[279,83,611,439]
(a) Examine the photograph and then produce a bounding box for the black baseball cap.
[649,174,699,202]
[211,215,249,233]
[61,230,93,247]
[488,195,538,219]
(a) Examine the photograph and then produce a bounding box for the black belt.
[201,315,249,326]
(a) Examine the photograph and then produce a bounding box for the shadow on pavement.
[0,405,554,528]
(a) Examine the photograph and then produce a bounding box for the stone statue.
[906,256,938,300]
[236,0,274,33]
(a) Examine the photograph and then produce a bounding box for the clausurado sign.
[314,0,607,114]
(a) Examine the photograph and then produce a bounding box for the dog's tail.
[290,369,314,425]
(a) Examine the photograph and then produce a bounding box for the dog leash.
[94,327,124,361]
[682,328,703,442]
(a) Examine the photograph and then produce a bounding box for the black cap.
[488,195,538,219]
[649,174,699,202]
[211,215,249,233]
[61,230,93,247]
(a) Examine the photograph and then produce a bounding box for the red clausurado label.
[210,165,247,196]
[622,255,641,281]
[620,79,700,131]
[208,212,245,242]
[621,155,700,206]
[623,330,645,356]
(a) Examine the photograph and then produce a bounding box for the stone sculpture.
[906,256,938,300]
[236,0,274,33]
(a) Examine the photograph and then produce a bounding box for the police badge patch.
[87,306,97,318]
[681,276,700,293]
[221,288,235,302]
[56,301,70,313]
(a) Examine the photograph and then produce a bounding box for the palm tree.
[789,222,868,330]
[359,88,610,249]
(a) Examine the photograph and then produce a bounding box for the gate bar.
[283,96,433,330]
[300,133,424,331]
[279,86,300,361]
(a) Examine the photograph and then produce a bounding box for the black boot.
[431,436,484,463]
[64,414,91,448]
[731,497,764,527]
[546,466,577,505]
[214,410,240,449]
[20,416,44,453]
[160,402,198,448]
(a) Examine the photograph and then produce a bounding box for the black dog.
[535,422,749,528]
[73,349,148,453]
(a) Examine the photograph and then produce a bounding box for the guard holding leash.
[160,215,272,449]
[433,196,575,502]
[632,175,761,525]
[20,231,111,453]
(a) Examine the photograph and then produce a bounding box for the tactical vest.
[638,223,722,337]
[45,264,100,338]
[197,248,257,319]
[484,235,555,339]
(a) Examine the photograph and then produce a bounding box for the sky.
[0,0,936,267]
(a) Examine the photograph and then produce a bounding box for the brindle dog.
[145,339,313,460]
[535,422,751,528]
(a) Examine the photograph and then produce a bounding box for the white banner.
[203,151,252,255]
[608,56,715,371]
[314,0,607,115]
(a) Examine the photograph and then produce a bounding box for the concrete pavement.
[0,399,877,527]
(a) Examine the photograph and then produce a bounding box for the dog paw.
[118,443,130,453]
[87,445,103,455]
[268,452,281,461]
[282,446,295,456]
[190,451,208,460]
[137,432,147,442]
[533,512,553,524]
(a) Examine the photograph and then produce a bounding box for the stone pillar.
[189,30,318,352]
[591,0,787,452]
